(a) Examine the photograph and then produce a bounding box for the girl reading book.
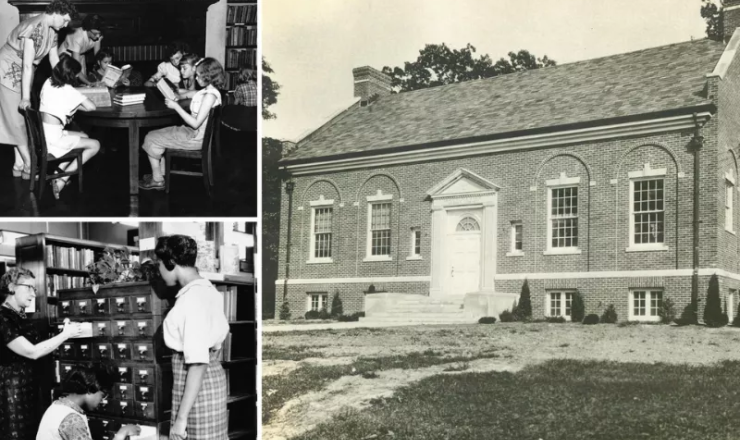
[178,53,201,93]
[39,55,101,199]
[144,41,188,87]
[139,57,224,190]
[87,50,130,87]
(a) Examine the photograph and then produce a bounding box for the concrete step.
[367,311,466,319]
[359,316,477,324]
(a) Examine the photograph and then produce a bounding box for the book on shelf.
[227,4,257,24]
[74,86,111,107]
[220,333,232,362]
[217,285,238,322]
[46,245,95,270]
[47,274,87,295]
[101,64,132,88]
[156,78,178,101]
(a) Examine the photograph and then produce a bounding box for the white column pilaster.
[429,206,446,297]
[480,200,497,292]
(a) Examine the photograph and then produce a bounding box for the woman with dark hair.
[0,267,81,440]
[39,54,100,199]
[58,14,105,85]
[144,40,189,87]
[0,0,77,179]
[155,235,229,440]
[36,365,141,440]
[139,58,224,190]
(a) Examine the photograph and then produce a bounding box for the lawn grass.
[291,359,740,440]
[262,349,501,424]
[262,344,327,361]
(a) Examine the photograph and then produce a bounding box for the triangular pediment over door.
[427,168,502,198]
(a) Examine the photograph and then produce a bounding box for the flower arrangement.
[87,247,147,291]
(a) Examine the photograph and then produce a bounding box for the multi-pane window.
[410,228,421,256]
[370,203,392,256]
[548,291,574,319]
[511,222,523,252]
[313,207,332,259]
[726,179,734,231]
[631,290,662,319]
[633,179,664,244]
[550,187,578,248]
[309,293,328,311]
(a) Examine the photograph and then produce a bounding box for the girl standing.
[155,235,229,440]
[39,55,101,199]
[0,267,81,440]
[139,58,224,190]
[0,0,77,179]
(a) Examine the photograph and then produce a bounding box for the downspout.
[282,179,296,313]
[691,113,704,324]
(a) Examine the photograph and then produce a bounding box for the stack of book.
[113,92,146,106]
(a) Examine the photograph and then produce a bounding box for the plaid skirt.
[171,350,228,440]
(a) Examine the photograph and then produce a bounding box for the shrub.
[499,310,516,322]
[478,316,497,324]
[279,301,291,320]
[318,306,331,320]
[601,304,618,324]
[733,307,740,326]
[571,292,585,323]
[704,274,725,327]
[583,314,600,325]
[546,316,566,324]
[517,279,532,319]
[330,291,343,318]
[305,310,321,320]
[337,312,366,322]
[658,297,676,324]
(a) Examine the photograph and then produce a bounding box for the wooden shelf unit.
[224,0,257,92]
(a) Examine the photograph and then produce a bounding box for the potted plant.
[87,247,148,292]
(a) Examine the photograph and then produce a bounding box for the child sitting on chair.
[39,55,100,199]
[233,66,256,107]
[87,49,131,87]
[144,41,187,87]
[36,365,141,440]
[139,57,224,191]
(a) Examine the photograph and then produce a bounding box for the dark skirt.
[171,350,228,440]
[0,362,38,440]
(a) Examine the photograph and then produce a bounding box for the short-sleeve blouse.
[58,28,96,76]
[0,14,58,92]
[0,306,39,365]
[190,85,222,141]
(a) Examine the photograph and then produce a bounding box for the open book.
[156,77,179,101]
[101,64,132,88]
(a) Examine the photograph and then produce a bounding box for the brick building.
[274,7,740,323]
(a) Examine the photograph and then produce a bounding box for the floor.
[0,126,257,217]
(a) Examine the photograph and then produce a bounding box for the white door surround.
[428,169,500,297]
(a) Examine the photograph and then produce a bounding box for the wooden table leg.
[129,121,139,195]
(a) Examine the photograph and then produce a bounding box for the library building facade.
[276,5,740,323]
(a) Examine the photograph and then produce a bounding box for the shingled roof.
[285,39,724,163]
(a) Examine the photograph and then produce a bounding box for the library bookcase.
[224,0,258,93]
[14,233,257,440]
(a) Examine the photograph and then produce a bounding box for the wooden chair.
[164,106,221,197]
[24,108,84,200]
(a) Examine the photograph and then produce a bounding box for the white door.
[446,215,481,295]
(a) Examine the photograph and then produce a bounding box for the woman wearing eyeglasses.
[0,267,81,440]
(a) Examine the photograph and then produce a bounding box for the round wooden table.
[75,87,182,199]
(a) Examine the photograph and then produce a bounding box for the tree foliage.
[704,273,728,327]
[381,43,556,93]
[702,0,724,42]
[571,292,585,323]
[262,57,281,119]
[516,279,532,320]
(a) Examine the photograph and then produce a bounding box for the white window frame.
[726,172,735,233]
[545,290,575,321]
[627,166,669,252]
[306,292,329,312]
[407,227,422,260]
[544,177,581,255]
[628,289,663,322]
[307,198,334,264]
[364,193,393,262]
[507,221,523,257]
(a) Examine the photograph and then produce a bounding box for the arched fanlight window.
[456,217,481,232]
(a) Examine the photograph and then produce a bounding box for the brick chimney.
[724,0,740,41]
[352,66,391,105]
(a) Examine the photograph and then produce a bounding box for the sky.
[263,0,709,141]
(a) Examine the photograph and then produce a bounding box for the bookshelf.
[224,0,258,93]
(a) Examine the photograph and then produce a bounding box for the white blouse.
[163,278,229,364]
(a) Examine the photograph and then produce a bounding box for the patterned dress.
[0,306,40,440]
[0,14,58,145]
